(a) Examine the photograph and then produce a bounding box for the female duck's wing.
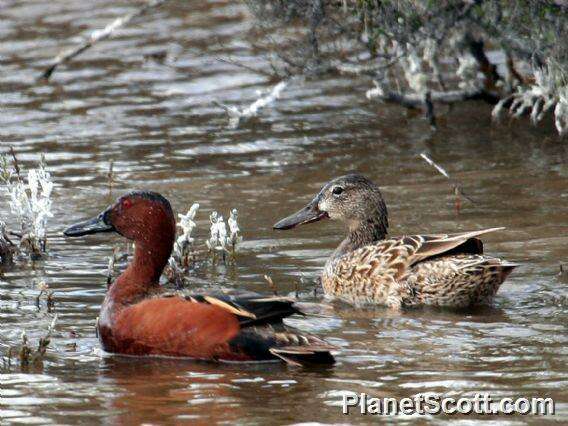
[337,227,505,279]
[403,227,505,265]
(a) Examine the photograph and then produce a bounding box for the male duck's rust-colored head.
[64,191,176,244]
[273,173,388,237]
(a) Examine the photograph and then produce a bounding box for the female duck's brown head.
[274,173,389,245]
[64,190,176,248]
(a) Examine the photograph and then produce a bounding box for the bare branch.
[216,56,281,79]
[420,153,450,178]
[40,0,170,81]
[463,32,502,92]
[367,80,500,108]
[424,91,436,129]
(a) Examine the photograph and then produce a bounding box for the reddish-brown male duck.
[64,191,335,365]
[274,173,518,310]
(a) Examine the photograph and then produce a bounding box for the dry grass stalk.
[36,281,55,312]
[107,160,114,193]
[419,152,474,214]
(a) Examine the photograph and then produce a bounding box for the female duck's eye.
[332,186,344,196]
[122,199,132,209]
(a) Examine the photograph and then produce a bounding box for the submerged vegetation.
[245,0,568,134]
[1,316,57,373]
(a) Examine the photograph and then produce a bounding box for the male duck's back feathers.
[161,292,303,326]
[158,291,335,365]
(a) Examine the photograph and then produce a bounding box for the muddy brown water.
[0,1,567,424]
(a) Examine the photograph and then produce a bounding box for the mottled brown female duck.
[274,174,518,310]
[64,191,335,365]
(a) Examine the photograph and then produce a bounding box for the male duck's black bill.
[64,212,114,237]
[273,199,328,230]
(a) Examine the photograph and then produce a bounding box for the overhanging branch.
[366,81,500,107]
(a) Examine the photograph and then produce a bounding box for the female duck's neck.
[333,217,388,259]
[107,239,173,306]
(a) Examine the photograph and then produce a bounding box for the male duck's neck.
[107,239,172,306]
[333,217,388,259]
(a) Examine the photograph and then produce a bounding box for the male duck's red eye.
[122,199,133,209]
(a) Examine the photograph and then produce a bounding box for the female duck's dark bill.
[273,202,328,230]
[64,213,115,237]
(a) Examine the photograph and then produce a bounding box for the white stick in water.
[419,152,450,179]
[215,80,289,128]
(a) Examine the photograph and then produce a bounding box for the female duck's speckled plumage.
[274,173,517,310]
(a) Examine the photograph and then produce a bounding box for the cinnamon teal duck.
[64,191,335,365]
[273,173,518,310]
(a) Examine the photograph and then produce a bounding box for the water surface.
[0,1,567,424]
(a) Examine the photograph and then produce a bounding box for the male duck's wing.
[160,291,302,326]
[182,294,336,365]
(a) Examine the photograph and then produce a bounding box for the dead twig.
[40,0,170,81]
[0,221,16,264]
[264,274,278,296]
[9,147,21,180]
[14,316,57,371]
[107,160,114,193]
[36,281,55,312]
[419,152,475,213]
[214,80,290,128]
[329,54,403,77]
[505,53,526,88]
[216,56,281,79]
